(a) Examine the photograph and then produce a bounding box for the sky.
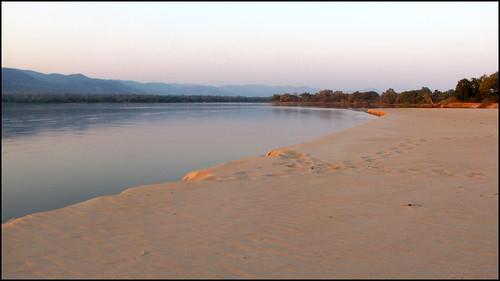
[2,2,498,92]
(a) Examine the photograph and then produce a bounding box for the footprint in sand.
[361,155,376,162]
[342,160,359,169]
[408,168,422,173]
[330,163,343,171]
[465,171,486,180]
[232,171,249,180]
[405,139,416,145]
[431,168,454,177]
[404,203,423,208]
[399,143,414,151]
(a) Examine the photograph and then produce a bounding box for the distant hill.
[357,88,381,94]
[2,68,138,95]
[116,80,229,96]
[344,88,381,94]
[1,68,319,97]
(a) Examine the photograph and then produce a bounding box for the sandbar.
[2,108,498,278]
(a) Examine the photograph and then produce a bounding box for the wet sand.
[2,108,498,278]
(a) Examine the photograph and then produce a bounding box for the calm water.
[1,103,375,222]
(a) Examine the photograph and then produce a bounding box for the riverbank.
[272,101,499,109]
[2,108,498,278]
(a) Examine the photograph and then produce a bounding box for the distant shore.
[1,93,272,103]
[2,108,498,278]
[272,101,499,109]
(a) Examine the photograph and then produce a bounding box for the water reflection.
[2,103,268,139]
[272,106,352,120]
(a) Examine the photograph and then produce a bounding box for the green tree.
[397,90,424,104]
[381,88,398,104]
[279,93,299,102]
[455,79,473,101]
[419,87,433,104]
[332,91,348,102]
[299,92,312,102]
[479,72,499,102]
[470,78,481,102]
[316,90,334,102]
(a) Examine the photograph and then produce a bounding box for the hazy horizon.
[2,2,498,92]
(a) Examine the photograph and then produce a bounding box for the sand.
[2,108,498,279]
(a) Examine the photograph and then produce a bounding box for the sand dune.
[2,108,498,278]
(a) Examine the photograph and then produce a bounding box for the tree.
[419,87,433,104]
[431,90,442,103]
[470,78,481,102]
[381,88,398,104]
[455,79,473,101]
[350,91,379,103]
[316,90,334,102]
[332,91,348,102]
[299,92,312,102]
[279,93,299,102]
[397,90,425,104]
[479,72,499,102]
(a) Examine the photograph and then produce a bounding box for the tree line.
[1,94,272,103]
[272,71,498,106]
[2,71,497,105]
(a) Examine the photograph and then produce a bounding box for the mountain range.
[1,68,321,97]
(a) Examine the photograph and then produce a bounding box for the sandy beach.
[2,108,498,279]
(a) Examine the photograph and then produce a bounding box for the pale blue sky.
[2,2,498,91]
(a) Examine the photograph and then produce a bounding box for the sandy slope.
[2,108,498,279]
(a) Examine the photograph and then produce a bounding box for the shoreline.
[1,105,374,224]
[272,101,499,109]
[2,108,498,278]
[1,107,380,224]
